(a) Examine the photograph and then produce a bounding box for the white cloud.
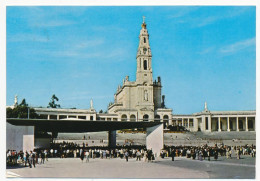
[198,46,215,55]
[33,20,76,28]
[219,38,255,54]
[193,7,252,28]
[8,34,50,42]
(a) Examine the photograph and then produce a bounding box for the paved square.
[7,155,255,179]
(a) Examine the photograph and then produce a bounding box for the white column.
[227,117,230,132]
[47,115,50,120]
[57,115,60,120]
[218,117,221,132]
[176,119,178,126]
[182,118,184,126]
[208,116,212,132]
[194,118,198,131]
[188,119,190,129]
[67,115,69,119]
[76,115,79,119]
[236,117,239,132]
[245,117,248,131]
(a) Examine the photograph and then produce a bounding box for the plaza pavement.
[6,155,255,179]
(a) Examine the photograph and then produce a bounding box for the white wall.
[146,124,163,157]
[6,123,34,152]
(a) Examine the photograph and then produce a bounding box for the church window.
[121,114,127,122]
[130,115,136,122]
[144,37,146,43]
[155,115,160,122]
[144,60,147,70]
[143,114,149,122]
[163,115,169,129]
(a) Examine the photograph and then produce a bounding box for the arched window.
[121,114,127,122]
[144,37,146,43]
[155,115,160,122]
[163,115,169,129]
[143,114,149,122]
[143,60,147,70]
[130,115,136,122]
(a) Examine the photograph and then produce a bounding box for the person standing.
[41,151,45,164]
[32,151,36,168]
[28,151,33,168]
[171,149,175,161]
[85,150,90,162]
[80,150,85,163]
[136,150,141,161]
[207,149,210,161]
[125,150,129,162]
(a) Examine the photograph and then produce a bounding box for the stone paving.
[6,155,255,179]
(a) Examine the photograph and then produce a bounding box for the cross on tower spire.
[142,16,146,23]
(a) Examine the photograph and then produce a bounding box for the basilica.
[9,19,256,133]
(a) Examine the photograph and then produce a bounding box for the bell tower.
[136,16,153,85]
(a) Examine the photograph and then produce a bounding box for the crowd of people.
[7,141,256,167]
[162,144,256,161]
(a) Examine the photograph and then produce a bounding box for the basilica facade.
[107,19,172,125]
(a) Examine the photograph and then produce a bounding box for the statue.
[90,99,93,109]
[144,90,148,101]
[14,95,18,107]
[204,102,208,111]
[161,95,165,108]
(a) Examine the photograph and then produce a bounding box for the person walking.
[32,151,36,168]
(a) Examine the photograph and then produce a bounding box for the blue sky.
[6,6,256,114]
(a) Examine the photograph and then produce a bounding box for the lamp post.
[28,106,30,119]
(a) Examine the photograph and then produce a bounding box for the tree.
[48,94,60,108]
[6,98,39,118]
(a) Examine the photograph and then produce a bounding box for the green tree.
[48,94,60,108]
[6,98,39,118]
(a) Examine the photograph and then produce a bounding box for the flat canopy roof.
[7,118,161,133]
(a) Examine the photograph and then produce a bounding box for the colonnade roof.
[7,118,161,133]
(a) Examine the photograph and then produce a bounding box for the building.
[8,18,256,133]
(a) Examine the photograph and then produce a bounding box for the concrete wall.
[7,123,34,152]
[146,124,163,157]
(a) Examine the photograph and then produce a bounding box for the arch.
[121,114,127,122]
[143,60,147,70]
[130,115,136,122]
[144,37,146,43]
[163,115,169,129]
[154,115,160,122]
[143,114,149,122]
